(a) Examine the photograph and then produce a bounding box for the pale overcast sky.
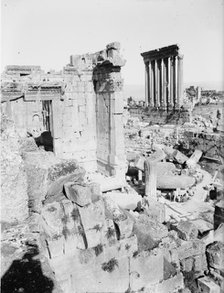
[1,0,224,89]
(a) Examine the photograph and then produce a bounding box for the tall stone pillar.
[158,59,163,108]
[154,60,158,108]
[166,58,170,112]
[93,42,126,179]
[161,59,166,110]
[170,56,174,109]
[173,56,177,109]
[144,159,157,198]
[149,62,154,107]
[145,62,149,107]
[177,55,184,108]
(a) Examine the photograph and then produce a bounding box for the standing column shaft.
[154,60,158,108]
[170,57,174,109]
[145,62,149,107]
[144,160,157,198]
[162,59,166,110]
[166,58,170,111]
[157,60,161,108]
[161,59,166,110]
[148,62,153,107]
[150,61,154,107]
[177,55,184,108]
[173,56,177,109]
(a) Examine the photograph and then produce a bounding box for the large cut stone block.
[176,220,198,240]
[143,198,165,223]
[146,273,184,293]
[198,276,221,293]
[178,239,205,260]
[64,182,92,206]
[78,199,105,231]
[130,249,164,291]
[133,214,168,251]
[206,241,224,273]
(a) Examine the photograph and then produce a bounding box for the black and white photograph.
[1,0,224,292]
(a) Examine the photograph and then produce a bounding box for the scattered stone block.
[78,199,105,231]
[143,198,165,223]
[133,214,168,251]
[214,200,224,229]
[186,149,203,168]
[178,239,205,260]
[173,150,188,164]
[207,241,224,273]
[193,253,207,273]
[198,276,221,293]
[130,249,164,291]
[147,273,184,293]
[180,257,194,272]
[191,219,213,234]
[64,182,92,207]
[176,220,198,240]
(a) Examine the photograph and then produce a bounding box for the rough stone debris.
[1,42,224,293]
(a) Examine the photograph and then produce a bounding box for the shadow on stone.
[1,244,54,293]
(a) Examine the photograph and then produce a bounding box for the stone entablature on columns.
[141,44,183,111]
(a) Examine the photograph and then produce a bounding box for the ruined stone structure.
[141,45,183,111]
[1,42,126,177]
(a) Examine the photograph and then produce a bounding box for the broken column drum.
[141,45,184,111]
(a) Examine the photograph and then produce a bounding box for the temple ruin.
[1,42,126,177]
[141,44,183,111]
[1,42,224,293]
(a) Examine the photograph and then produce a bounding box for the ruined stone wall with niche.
[1,42,127,176]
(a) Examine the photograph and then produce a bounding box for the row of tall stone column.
[144,55,183,110]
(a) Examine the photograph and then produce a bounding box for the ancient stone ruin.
[1,42,224,293]
[141,44,183,111]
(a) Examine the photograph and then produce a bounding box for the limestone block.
[102,219,117,247]
[186,149,203,168]
[157,174,195,189]
[0,120,29,223]
[130,249,164,291]
[176,220,198,240]
[85,228,102,248]
[193,253,207,273]
[117,235,138,258]
[207,241,224,273]
[115,212,134,239]
[198,276,221,293]
[47,237,64,258]
[173,150,188,164]
[104,191,141,211]
[64,182,92,207]
[214,200,224,229]
[180,257,194,272]
[41,202,64,237]
[143,198,165,223]
[78,199,105,231]
[191,219,213,234]
[147,273,184,293]
[133,214,168,251]
[69,256,129,293]
[178,239,205,260]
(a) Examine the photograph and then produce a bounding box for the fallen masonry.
[1,42,224,293]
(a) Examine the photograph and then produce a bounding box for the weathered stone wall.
[1,42,127,176]
[0,115,29,224]
[53,69,97,171]
[94,64,126,177]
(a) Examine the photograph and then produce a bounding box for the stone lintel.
[141,44,180,63]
